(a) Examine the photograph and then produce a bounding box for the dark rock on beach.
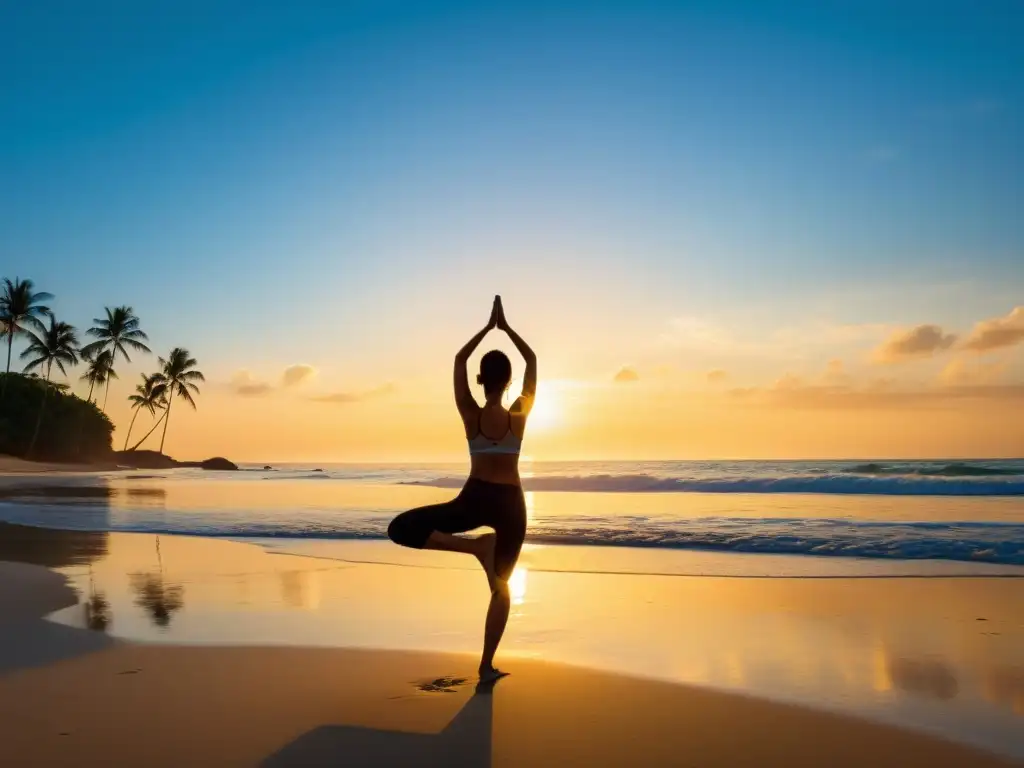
[113,450,238,471]
[195,457,238,471]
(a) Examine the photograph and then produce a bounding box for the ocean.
[1,459,1022,571]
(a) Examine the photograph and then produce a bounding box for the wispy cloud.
[706,369,728,384]
[939,357,1009,387]
[311,383,396,404]
[962,306,1024,352]
[727,379,1024,411]
[231,370,273,397]
[231,364,321,396]
[873,324,957,363]
[722,354,1024,410]
[821,359,850,386]
[282,364,317,387]
[661,316,889,359]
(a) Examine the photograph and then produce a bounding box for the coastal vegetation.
[0,276,205,464]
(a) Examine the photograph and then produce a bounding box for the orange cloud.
[874,324,957,363]
[962,306,1024,352]
[613,366,640,383]
[231,370,272,397]
[282,364,317,387]
[706,369,728,384]
[938,358,1009,387]
[729,379,1024,411]
[822,359,850,386]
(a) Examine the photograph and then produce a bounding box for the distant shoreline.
[0,455,122,474]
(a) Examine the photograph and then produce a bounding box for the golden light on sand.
[509,566,528,605]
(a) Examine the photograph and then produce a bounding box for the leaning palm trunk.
[27,364,53,458]
[123,408,141,451]
[158,397,173,453]
[130,411,166,452]
[102,380,110,412]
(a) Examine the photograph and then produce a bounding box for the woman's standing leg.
[479,581,511,680]
[478,494,526,682]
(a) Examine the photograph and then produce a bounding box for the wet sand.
[0,525,1021,766]
[0,455,120,475]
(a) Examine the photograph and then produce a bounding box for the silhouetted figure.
[388,295,536,684]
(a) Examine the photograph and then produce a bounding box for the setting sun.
[508,380,561,431]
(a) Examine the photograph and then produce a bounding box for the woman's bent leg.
[387,497,488,558]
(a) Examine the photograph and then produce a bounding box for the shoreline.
[1,558,1018,767]
[0,455,123,474]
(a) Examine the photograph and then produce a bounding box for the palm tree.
[81,306,151,411]
[20,317,80,457]
[0,277,53,376]
[80,349,115,403]
[123,373,166,451]
[21,317,79,382]
[155,347,204,454]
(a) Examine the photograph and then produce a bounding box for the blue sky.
[2,2,1022,429]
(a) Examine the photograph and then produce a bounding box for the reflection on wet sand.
[129,573,184,628]
[887,657,959,701]
[84,565,112,632]
[986,667,1024,715]
[128,538,185,628]
[0,523,108,568]
[0,482,166,506]
[122,486,168,506]
[279,570,320,610]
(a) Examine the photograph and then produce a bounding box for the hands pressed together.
[487,295,509,331]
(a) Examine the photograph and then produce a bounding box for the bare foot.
[474,533,497,586]
[478,666,510,686]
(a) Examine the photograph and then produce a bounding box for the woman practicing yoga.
[387,295,535,684]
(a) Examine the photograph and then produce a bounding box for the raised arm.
[493,297,537,408]
[453,316,495,413]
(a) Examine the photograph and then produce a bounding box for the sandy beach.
[0,508,1021,766]
[0,557,1017,768]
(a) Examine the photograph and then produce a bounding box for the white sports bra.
[468,409,523,455]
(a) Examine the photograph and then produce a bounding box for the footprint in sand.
[415,676,470,694]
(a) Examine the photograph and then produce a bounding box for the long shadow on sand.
[262,683,494,768]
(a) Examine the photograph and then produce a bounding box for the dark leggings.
[387,477,527,580]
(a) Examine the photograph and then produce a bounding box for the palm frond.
[123,338,152,352]
[16,316,79,378]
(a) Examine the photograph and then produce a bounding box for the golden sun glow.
[509,381,562,431]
